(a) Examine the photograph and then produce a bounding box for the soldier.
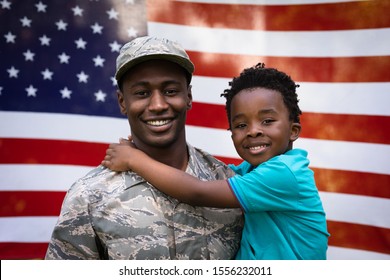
[45,36,243,260]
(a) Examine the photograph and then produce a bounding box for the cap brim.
[115,54,194,82]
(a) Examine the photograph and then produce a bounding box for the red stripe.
[0,223,388,259]
[4,170,387,216]
[215,156,390,199]
[0,242,48,260]
[0,191,65,217]
[327,221,390,255]
[1,170,388,217]
[301,113,390,145]
[187,102,390,145]
[147,0,390,31]
[2,138,389,200]
[189,52,390,83]
[313,168,390,199]
[0,138,106,166]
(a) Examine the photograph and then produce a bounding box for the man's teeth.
[249,145,267,150]
[147,120,170,126]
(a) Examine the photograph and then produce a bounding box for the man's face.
[117,60,192,152]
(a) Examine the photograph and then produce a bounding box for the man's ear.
[117,90,127,115]
[187,85,193,110]
[290,122,301,142]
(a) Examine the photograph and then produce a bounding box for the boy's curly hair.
[221,63,302,129]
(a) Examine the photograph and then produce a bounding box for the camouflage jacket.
[45,144,243,260]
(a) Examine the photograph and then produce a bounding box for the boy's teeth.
[148,120,170,126]
[249,145,266,150]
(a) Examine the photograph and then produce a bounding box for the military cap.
[115,36,195,82]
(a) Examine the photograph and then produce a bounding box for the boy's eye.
[263,119,274,125]
[233,123,246,129]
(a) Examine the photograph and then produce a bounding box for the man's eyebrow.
[129,80,182,89]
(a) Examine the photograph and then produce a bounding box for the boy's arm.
[102,141,240,208]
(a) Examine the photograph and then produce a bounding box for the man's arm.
[102,141,240,208]
[45,181,101,259]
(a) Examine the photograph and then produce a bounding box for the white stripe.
[0,111,129,143]
[192,77,390,116]
[327,246,390,260]
[294,138,390,175]
[176,0,365,4]
[320,192,390,228]
[0,217,57,242]
[186,125,390,175]
[0,164,92,191]
[298,82,390,117]
[1,112,389,175]
[148,22,390,57]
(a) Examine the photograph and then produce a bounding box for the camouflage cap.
[115,36,195,82]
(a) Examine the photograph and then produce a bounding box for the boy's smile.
[230,87,301,166]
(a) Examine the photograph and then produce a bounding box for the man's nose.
[148,91,169,112]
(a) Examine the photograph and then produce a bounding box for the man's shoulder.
[66,165,125,197]
[188,144,235,179]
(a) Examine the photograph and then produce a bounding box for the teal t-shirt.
[228,149,329,260]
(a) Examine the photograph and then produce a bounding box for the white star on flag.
[72,5,83,16]
[56,20,68,31]
[75,38,87,49]
[35,1,47,12]
[4,32,16,43]
[93,55,105,67]
[94,90,107,102]
[20,16,32,27]
[7,66,19,78]
[39,35,51,46]
[23,50,35,61]
[77,71,89,83]
[41,69,53,80]
[60,87,72,99]
[91,23,103,34]
[25,85,38,97]
[58,53,70,64]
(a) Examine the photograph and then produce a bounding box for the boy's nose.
[247,125,263,137]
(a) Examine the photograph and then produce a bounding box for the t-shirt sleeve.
[228,159,300,213]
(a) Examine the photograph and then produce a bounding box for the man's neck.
[138,142,189,171]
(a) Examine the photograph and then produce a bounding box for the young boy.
[102,63,329,260]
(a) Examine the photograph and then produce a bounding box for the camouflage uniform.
[45,144,243,260]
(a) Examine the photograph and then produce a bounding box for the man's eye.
[164,89,178,95]
[135,91,149,97]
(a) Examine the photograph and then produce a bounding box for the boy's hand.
[101,136,138,171]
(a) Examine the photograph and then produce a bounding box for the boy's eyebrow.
[231,108,278,122]
[259,108,277,115]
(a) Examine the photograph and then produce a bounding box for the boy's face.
[230,88,301,166]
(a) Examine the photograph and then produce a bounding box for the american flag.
[0,0,389,260]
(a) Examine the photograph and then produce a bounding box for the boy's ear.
[290,123,301,142]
